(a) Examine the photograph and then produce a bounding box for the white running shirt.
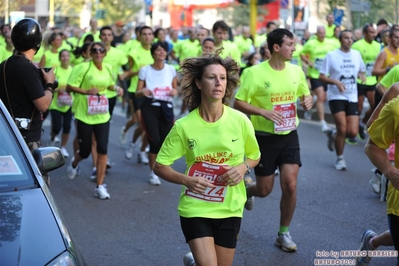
[320,49,366,102]
[138,64,177,103]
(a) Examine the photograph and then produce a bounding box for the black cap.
[11,18,42,52]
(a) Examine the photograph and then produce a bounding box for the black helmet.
[11,18,42,52]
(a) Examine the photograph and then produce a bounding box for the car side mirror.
[32,147,66,175]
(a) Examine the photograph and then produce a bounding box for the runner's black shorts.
[180,216,241,248]
[254,130,301,177]
[357,84,376,96]
[310,78,327,91]
[128,92,144,112]
[328,100,359,115]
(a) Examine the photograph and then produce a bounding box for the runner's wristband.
[45,83,56,91]
[44,87,54,93]
[244,161,251,174]
[44,87,54,98]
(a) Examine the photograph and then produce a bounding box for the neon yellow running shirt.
[352,39,381,85]
[368,96,399,217]
[156,105,260,218]
[103,47,128,98]
[236,61,310,135]
[68,61,114,124]
[50,65,73,112]
[127,45,154,93]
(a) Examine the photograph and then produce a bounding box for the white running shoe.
[369,168,381,195]
[149,172,161,185]
[275,232,297,252]
[321,121,330,133]
[120,126,126,145]
[303,110,313,120]
[54,136,60,144]
[67,160,78,180]
[183,252,195,266]
[335,158,347,171]
[125,143,135,159]
[94,184,110,199]
[60,146,69,158]
[138,151,149,164]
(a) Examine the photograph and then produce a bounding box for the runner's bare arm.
[365,138,399,190]
[154,162,215,194]
[371,51,388,76]
[319,73,346,92]
[234,99,284,124]
[376,83,388,96]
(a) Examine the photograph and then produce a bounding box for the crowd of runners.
[1,14,399,266]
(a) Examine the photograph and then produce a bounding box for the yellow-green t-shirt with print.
[128,39,141,51]
[78,31,101,47]
[67,36,79,49]
[117,42,132,57]
[127,45,154,93]
[68,61,114,124]
[177,39,200,62]
[171,39,182,58]
[291,43,303,67]
[352,39,381,86]
[156,105,260,219]
[216,40,242,66]
[330,38,340,49]
[0,46,12,62]
[234,35,253,55]
[236,61,310,135]
[0,36,5,47]
[33,46,44,65]
[103,47,128,98]
[367,96,399,217]
[255,34,266,48]
[380,65,399,89]
[50,65,73,112]
[326,24,335,39]
[59,40,72,51]
[300,38,335,79]
[42,50,60,68]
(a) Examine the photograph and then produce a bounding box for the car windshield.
[0,110,35,191]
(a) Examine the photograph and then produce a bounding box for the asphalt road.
[46,104,395,266]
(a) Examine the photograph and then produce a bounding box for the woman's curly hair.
[179,48,240,111]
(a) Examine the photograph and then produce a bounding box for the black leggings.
[108,96,117,117]
[76,119,110,158]
[51,109,72,135]
[388,214,399,265]
[141,104,174,154]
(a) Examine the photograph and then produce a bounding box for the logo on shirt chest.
[264,81,270,90]
[188,139,197,150]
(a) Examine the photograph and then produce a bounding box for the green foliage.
[216,3,268,28]
[0,0,29,22]
[54,0,142,26]
[325,0,398,29]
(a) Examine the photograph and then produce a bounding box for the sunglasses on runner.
[90,48,106,54]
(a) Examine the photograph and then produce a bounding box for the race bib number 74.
[185,162,228,203]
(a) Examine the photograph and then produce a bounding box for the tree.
[215,3,268,29]
[53,0,142,27]
[324,0,397,30]
[0,0,29,24]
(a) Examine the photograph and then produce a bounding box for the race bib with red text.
[185,162,228,203]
